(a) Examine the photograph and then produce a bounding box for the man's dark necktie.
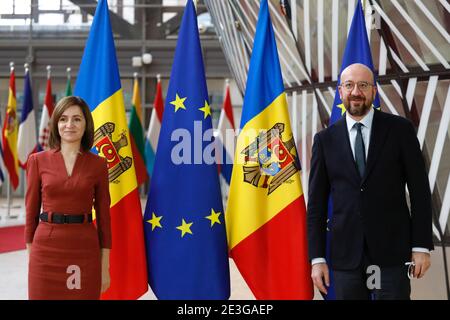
[354,122,366,178]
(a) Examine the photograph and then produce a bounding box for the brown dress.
[25,149,112,300]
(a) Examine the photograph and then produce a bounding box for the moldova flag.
[225,0,313,299]
[74,0,148,300]
[1,63,19,190]
[323,0,380,300]
[143,0,230,299]
[128,76,148,185]
[17,67,37,169]
[145,77,164,179]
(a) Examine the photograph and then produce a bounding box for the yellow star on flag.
[198,100,211,119]
[337,103,346,115]
[170,93,187,112]
[146,212,163,231]
[205,208,222,227]
[176,218,193,237]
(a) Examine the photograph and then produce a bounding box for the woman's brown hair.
[48,96,95,151]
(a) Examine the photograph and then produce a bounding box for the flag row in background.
[0,65,234,188]
[1,63,39,189]
[0,63,76,190]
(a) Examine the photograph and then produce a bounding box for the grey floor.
[1,198,449,300]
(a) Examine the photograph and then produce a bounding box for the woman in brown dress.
[25,96,111,300]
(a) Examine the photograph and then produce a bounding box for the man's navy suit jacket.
[307,110,434,270]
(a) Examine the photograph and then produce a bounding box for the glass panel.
[38,13,65,25]
[0,0,141,39]
[15,0,31,14]
[38,0,61,11]
[163,0,186,6]
[0,0,13,14]
[123,0,135,24]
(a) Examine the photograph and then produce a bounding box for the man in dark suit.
[307,63,433,300]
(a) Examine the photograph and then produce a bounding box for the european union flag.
[325,0,380,300]
[143,0,230,299]
[329,0,380,124]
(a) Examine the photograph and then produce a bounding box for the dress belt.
[39,212,93,224]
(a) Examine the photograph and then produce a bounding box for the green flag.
[65,77,72,96]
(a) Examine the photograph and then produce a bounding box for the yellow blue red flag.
[226,0,313,299]
[74,0,148,300]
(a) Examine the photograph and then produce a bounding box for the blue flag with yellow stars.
[329,0,380,124]
[143,0,230,300]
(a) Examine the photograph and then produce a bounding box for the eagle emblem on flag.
[241,122,299,194]
[94,122,132,182]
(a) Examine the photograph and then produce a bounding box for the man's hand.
[311,263,330,295]
[411,252,431,279]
